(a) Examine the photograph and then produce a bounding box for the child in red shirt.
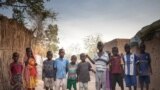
[109,47,124,90]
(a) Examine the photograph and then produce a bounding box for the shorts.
[111,74,123,88]
[125,75,137,87]
[139,76,150,85]
[44,78,55,89]
[67,79,77,90]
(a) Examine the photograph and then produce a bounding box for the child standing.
[137,43,152,90]
[87,41,110,90]
[123,44,137,90]
[54,49,69,90]
[42,51,55,90]
[109,47,124,90]
[24,47,37,90]
[10,52,23,90]
[77,53,95,90]
[67,55,78,90]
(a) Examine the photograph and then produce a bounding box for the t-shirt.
[110,55,123,74]
[42,60,55,78]
[10,62,23,76]
[68,63,77,80]
[77,61,91,83]
[93,52,109,71]
[137,52,151,76]
[124,54,137,75]
[54,58,69,79]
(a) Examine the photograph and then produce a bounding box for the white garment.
[93,52,109,71]
[124,54,136,75]
[55,78,66,90]
[79,82,88,90]
[96,70,106,90]
[44,78,55,89]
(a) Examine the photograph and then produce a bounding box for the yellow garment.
[25,76,37,88]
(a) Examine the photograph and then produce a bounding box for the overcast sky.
[1,0,160,54]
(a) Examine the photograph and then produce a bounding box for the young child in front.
[67,55,78,90]
[77,53,95,90]
[42,51,55,90]
[10,52,23,90]
[109,47,124,90]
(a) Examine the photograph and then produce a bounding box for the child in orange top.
[24,48,37,90]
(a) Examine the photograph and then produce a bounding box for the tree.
[0,0,55,24]
[84,34,102,57]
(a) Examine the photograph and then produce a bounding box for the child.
[123,44,137,90]
[109,47,124,90]
[24,47,37,90]
[137,43,152,90]
[42,51,55,90]
[77,53,95,90]
[87,41,110,90]
[54,49,69,90]
[67,55,78,90]
[10,52,23,90]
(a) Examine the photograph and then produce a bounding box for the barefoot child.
[77,53,95,90]
[109,47,124,90]
[137,43,152,90]
[67,55,78,90]
[10,52,23,90]
[123,44,137,90]
[42,51,55,90]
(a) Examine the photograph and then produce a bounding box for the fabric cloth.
[44,78,55,89]
[42,60,55,78]
[77,61,91,83]
[124,54,137,75]
[24,58,37,88]
[110,55,123,74]
[68,63,77,80]
[137,52,151,76]
[93,52,109,71]
[55,78,66,90]
[125,75,137,87]
[111,74,124,88]
[67,79,77,90]
[79,82,88,90]
[139,76,150,85]
[54,58,69,79]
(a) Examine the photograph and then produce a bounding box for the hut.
[0,15,33,90]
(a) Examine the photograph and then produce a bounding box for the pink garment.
[10,62,23,75]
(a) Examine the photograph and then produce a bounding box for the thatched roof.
[130,19,160,46]
[0,14,33,34]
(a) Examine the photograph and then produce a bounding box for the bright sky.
[1,0,160,54]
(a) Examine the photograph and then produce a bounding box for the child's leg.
[72,80,77,90]
[95,71,101,90]
[111,74,116,90]
[139,76,144,90]
[84,82,88,90]
[144,76,150,90]
[102,71,107,90]
[117,74,124,90]
[55,79,61,90]
[79,82,84,90]
[62,78,67,90]
[67,79,72,90]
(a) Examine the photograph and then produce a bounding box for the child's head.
[59,48,65,58]
[97,41,104,51]
[124,43,130,53]
[12,52,19,62]
[80,53,86,62]
[47,51,53,60]
[26,47,33,58]
[140,43,146,53]
[71,55,77,63]
[112,47,119,56]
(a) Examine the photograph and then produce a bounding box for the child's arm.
[53,61,57,81]
[90,68,96,74]
[42,62,45,80]
[86,54,95,64]
[148,54,152,75]
[77,64,80,82]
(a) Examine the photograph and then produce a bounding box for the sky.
[1,0,160,54]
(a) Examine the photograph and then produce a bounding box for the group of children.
[9,42,152,90]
